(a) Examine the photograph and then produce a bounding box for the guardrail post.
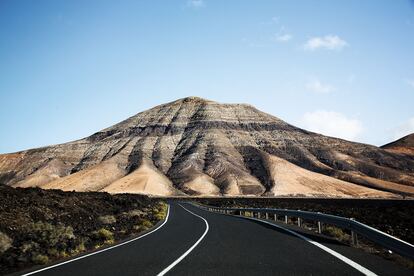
[274,214,277,221]
[318,221,322,234]
[257,212,261,219]
[285,215,288,224]
[351,231,358,246]
[265,213,269,220]
[297,217,302,227]
[350,218,358,246]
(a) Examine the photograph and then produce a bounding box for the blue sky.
[1,0,413,153]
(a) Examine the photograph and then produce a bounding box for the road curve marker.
[157,204,209,276]
[21,204,171,276]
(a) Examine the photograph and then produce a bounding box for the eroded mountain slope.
[1,97,413,197]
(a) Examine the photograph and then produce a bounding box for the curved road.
[18,202,412,276]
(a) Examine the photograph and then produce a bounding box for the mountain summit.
[1,97,413,197]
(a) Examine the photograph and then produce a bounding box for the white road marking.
[222,212,377,276]
[21,204,171,276]
[157,204,209,276]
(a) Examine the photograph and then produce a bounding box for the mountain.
[381,134,414,156]
[1,97,414,197]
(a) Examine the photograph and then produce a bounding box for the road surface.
[18,202,412,276]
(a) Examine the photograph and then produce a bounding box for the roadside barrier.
[198,204,414,260]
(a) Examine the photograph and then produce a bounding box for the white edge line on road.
[21,204,171,276]
[157,204,209,276]
[231,213,377,276]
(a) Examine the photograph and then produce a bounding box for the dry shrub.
[99,215,117,224]
[0,232,12,254]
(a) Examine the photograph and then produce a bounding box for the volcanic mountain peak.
[96,96,288,142]
[1,97,414,198]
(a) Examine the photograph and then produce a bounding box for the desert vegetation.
[0,185,167,275]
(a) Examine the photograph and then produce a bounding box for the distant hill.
[1,97,414,197]
[381,133,414,156]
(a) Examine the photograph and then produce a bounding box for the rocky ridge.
[381,134,414,156]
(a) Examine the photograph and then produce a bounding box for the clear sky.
[1,0,413,153]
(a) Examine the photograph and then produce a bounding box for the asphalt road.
[18,202,412,276]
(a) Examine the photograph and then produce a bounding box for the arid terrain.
[382,134,414,156]
[0,97,413,198]
[0,185,167,275]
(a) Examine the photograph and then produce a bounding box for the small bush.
[32,254,49,265]
[0,232,12,254]
[133,219,154,232]
[20,241,39,253]
[122,209,144,218]
[23,222,75,247]
[133,225,142,231]
[72,242,85,254]
[140,219,153,231]
[47,248,59,257]
[47,248,68,258]
[92,228,114,244]
[154,202,168,220]
[99,215,117,224]
[323,226,349,242]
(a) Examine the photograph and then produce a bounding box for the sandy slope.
[13,159,71,188]
[267,155,396,198]
[39,160,126,192]
[181,174,220,195]
[102,161,177,196]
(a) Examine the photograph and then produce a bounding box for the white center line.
[21,204,171,276]
[157,204,209,276]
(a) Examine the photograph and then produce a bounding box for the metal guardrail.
[198,205,414,260]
